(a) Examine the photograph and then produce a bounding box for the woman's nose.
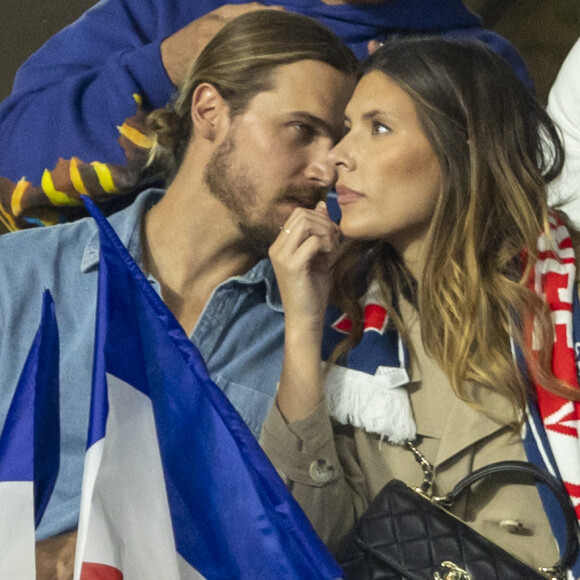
[327,137,355,172]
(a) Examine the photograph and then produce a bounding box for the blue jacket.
[0,0,531,186]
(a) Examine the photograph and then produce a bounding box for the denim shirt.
[0,189,285,539]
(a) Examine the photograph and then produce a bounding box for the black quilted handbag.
[336,443,579,580]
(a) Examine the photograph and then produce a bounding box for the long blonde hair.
[331,38,580,422]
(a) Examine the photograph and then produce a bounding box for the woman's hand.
[269,201,341,336]
[269,201,341,423]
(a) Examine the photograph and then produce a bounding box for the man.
[0,0,530,229]
[0,10,357,576]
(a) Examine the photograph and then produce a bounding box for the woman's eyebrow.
[361,108,398,122]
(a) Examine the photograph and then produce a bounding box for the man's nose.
[304,149,337,188]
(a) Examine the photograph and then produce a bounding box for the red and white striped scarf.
[528,213,580,520]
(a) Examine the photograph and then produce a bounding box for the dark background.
[1,0,578,105]
[1,0,97,99]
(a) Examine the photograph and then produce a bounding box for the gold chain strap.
[404,440,434,494]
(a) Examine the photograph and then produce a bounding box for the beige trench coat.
[260,301,561,570]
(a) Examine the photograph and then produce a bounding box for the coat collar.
[431,384,518,468]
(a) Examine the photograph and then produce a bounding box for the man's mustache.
[279,184,328,209]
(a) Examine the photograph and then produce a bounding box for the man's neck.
[141,181,260,335]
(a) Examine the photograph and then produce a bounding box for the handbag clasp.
[538,566,567,580]
[432,561,472,580]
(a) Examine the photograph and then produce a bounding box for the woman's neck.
[388,236,427,282]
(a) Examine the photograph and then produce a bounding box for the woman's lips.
[335,184,364,205]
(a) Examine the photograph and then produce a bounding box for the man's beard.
[204,135,327,258]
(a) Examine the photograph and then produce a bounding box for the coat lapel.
[433,385,518,468]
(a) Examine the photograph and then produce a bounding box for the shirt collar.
[234,258,283,312]
[80,188,165,272]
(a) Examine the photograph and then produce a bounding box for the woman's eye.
[372,121,391,135]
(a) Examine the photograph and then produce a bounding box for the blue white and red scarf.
[523,213,580,577]
[321,213,580,576]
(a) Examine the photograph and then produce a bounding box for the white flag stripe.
[75,374,205,580]
[0,481,36,580]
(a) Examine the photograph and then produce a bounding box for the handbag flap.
[353,479,549,579]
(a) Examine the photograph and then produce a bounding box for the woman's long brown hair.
[330,38,580,424]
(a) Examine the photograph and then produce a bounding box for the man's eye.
[372,121,391,135]
[292,123,315,137]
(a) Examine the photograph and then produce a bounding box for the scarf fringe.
[325,364,416,444]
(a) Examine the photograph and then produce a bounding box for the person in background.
[0,0,531,231]
[0,10,357,578]
[261,37,580,574]
[547,37,580,226]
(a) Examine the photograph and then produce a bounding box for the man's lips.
[335,184,364,205]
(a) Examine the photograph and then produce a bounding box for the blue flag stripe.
[0,290,60,528]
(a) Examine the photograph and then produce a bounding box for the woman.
[260,37,580,572]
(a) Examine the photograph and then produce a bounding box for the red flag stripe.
[81,562,124,580]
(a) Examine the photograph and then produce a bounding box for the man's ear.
[191,83,230,141]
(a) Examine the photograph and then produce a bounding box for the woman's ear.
[191,83,230,141]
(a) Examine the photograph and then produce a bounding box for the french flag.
[74,197,343,579]
[0,290,60,579]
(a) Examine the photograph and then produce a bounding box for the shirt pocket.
[212,374,277,439]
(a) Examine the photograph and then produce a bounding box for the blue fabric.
[85,195,342,579]
[0,0,531,185]
[0,290,60,528]
[323,303,407,374]
[0,188,285,540]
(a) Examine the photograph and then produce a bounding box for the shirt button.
[309,459,335,483]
